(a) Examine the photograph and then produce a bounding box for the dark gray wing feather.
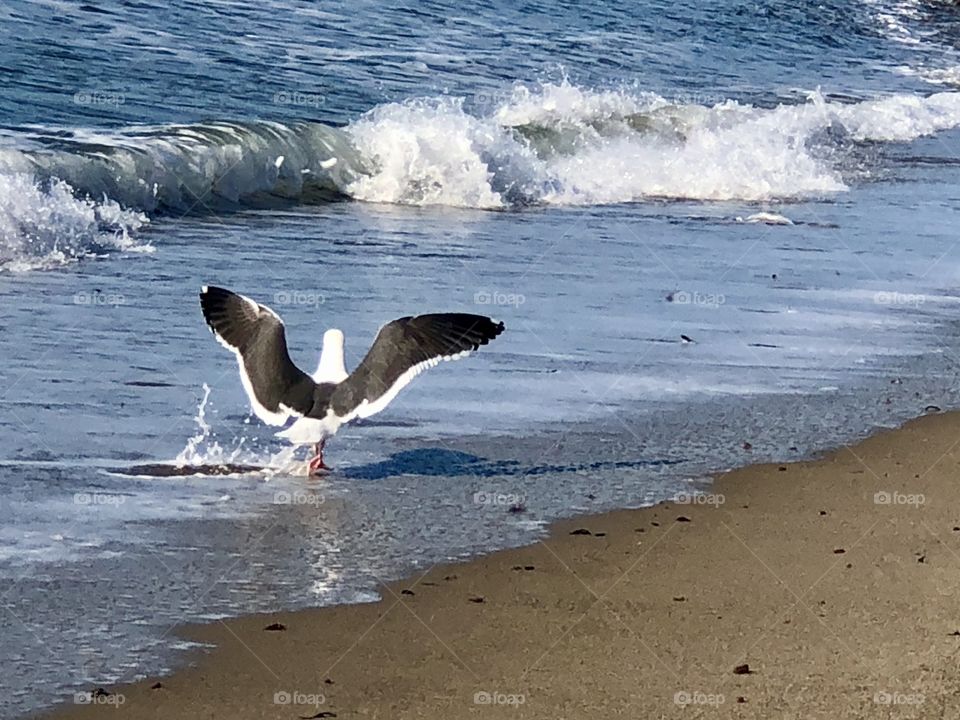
[330,313,504,419]
[199,286,316,424]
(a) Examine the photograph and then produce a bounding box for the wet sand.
[45,411,960,719]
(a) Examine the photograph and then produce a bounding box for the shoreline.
[44,410,960,719]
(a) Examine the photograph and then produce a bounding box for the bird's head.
[323,328,344,350]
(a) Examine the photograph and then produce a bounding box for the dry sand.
[46,411,960,719]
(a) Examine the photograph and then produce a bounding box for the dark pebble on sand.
[949,631,960,636]
[570,528,592,535]
[737,696,747,703]
[151,682,163,690]
[733,664,752,675]
[819,510,827,516]
[778,466,787,471]
[917,555,926,564]
[673,596,686,602]
[676,516,691,522]
[651,521,660,527]
[264,622,286,631]
[468,596,485,603]
[325,678,334,684]
[444,575,458,581]
[954,527,960,532]
[833,548,845,554]
[524,565,535,570]
[299,713,337,719]
[401,589,415,595]
[594,532,607,537]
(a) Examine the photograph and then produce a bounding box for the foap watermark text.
[273,690,326,707]
[675,491,725,507]
[74,492,125,506]
[474,690,525,706]
[674,690,725,707]
[74,290,125,307]
[274,490,325,507]
[874,491,924,507]
[473,490,525,507]
[274,290,325,308]
[874,291,924,308]
[273,91,325,108]
[669,290,725,309]
[474,290,524,308]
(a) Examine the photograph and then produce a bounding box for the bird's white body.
[312,328,348,383]
[277,408,343,445]
[277,329,348,445]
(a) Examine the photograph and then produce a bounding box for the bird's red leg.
[307,439,330,475]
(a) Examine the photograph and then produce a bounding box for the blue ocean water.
[3,0,960,717]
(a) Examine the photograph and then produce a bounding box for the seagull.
[198,286,505,475]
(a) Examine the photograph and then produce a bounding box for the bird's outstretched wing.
[199,286,315,425]
[330,313,505,421]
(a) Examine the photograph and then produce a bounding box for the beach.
[44,409,960,719]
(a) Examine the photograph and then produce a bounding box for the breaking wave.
[4,81,960,268]
[345,83,960,206]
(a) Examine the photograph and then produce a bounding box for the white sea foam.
[344,98,528,208]
[832,91,960,141]
[0,172,150,271]
[342,82,960,208]
[739,212,794,225]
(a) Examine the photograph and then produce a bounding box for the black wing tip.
[198,285,247,345]
[459,316,504,351]
[199,285,225,324]
[199,285,231,302]
[478,317,505,348]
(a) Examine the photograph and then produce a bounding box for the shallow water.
[3,0,960,717]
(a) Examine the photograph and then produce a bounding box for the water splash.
[174,384,307,476]
[174,384,220,467]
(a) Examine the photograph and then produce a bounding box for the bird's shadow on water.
[341,448,684,481]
